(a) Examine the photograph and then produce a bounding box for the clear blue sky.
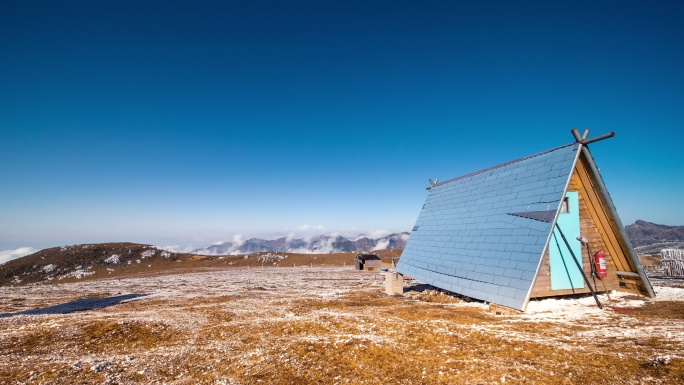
[1,1,683,252]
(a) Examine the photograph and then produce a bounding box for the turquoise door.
[550,191,584,290]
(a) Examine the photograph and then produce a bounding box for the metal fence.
[661,249,684,277]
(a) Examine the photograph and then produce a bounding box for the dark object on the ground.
[0,293,147,318]
[355,254,382,271]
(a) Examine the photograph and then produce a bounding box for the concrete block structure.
[384,272,404,295]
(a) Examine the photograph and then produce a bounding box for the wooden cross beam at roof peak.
[571,128,615,146]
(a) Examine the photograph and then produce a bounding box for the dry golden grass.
[1,268,683,385]
[416,289,464,304]
[631,300,684,320]
[76,320,177,354]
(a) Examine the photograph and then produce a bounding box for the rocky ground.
[1,266,683,385]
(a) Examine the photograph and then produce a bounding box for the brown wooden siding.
[530,152,646,298]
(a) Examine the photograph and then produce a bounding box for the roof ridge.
[434,142,577,187]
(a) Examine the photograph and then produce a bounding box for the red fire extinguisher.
[595,250,607,278]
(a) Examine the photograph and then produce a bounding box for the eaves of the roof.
[432,143,577,188]
[579,146,655,298]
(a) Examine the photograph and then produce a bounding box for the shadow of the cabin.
[0,293,148,318]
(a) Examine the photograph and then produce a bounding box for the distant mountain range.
[2,220,681,286]
[625,220,684,254]
[194,232,410,255]
[190,219,684,256]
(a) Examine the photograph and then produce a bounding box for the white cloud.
[312,237,336,254]
[368,229,390,240]
[296,224,325,232]
[372,239,390,251]
[354,229,391,241]
[161,244,196,253]
[233,233,245,247]
[0,247,37,265]
[286,232,296,242]
[194,247,221,256]
[287,233,339,254]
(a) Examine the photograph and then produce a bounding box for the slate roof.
[356,254,381,261]
[396,143,580,310]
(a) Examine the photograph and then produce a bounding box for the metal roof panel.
[397,143,577,311]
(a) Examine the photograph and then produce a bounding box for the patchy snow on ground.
[57,267,95,280]
[0,267,682,385]
[103,255,120,264]
[524,285,684,320]
[140,250,155,258]
[652,285,684,301]
[524,290,637,320]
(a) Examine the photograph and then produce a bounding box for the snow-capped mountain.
[194,232,410,255]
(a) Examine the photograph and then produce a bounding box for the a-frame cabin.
[396,129,654,312]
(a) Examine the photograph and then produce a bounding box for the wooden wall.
[530,152,646,298]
